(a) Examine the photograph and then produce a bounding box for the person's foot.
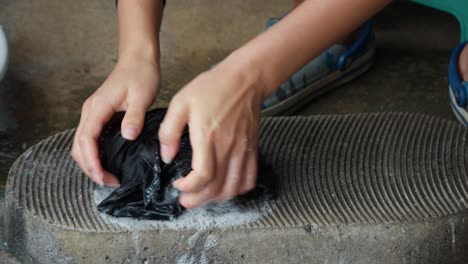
[261,19,375,116]
[0,26,7,80]
[448,41,468,125]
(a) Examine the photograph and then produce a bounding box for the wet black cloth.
[97,108,275,221]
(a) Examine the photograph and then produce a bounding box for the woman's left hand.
[158,63,264,208]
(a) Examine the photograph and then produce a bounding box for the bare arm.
[225,0,392,96]
[159,0,392,208]
[117,0,163,64]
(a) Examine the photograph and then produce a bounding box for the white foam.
[93,187,271,231]
[204,234,218,250]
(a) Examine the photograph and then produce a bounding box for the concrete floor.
[0,0,463,262]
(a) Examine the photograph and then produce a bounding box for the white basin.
[0,26,8,80]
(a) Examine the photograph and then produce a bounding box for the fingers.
[158,96,189,163]
[215,147,257,199]
[176,124,228,208]
[172,129,216,193]
[102,171,120,188]
[71,100,91,175]
[71,58,160,188]
[121,97,149,140]
[72,92,154,187]
[178,170,226,209]
[156,70,262,209]
[240,151,257,194]
[177,138,258,209]
[78,100,116,185]
[220,156,243,198]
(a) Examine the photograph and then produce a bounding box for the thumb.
[121,100,148,140]
[158,97,188,164]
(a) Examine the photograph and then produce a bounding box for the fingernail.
[123,126,138,140]
[95,178,104,187]
[104,178,120,188]
[172,179,182,190]
[92,171,104,186]
[106,182,120,188]
[160,144,172,164]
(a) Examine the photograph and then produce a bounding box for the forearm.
[222,0,391,97]
[117,0,163,64]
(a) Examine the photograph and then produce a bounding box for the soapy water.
[94,186,272,230]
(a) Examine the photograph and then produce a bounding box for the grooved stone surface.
[4,113,468,263]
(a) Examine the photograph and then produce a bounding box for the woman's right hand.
[71,56,160,186]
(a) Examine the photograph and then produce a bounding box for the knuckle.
[224,189,237,199]
[83,98,91,108]
[205,127,218,142]
[128,80,142,88]
[197,177,211,187]
[83,97,96,110]
[77,134,89,146]
[158,121,176,137]
[87,96,107,110]
[171,92,184,104]
[197,170,214,182]
[238,134,250,144]
[158,122,170,138]
[201,187,218,198]
[88,98,100,109]
[239,136,256,151]
[70,148,78,160]
[240,187,251,195]
[123,113,143,127]
[245,182,256,192]
[230,173,242,183]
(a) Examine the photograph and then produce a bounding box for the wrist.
[117,0,163,67]
[116,50,161,84]
[119,43,160,66]
[218,51,268,101]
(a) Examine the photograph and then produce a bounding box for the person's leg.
[459,45,468,81]
[448,41,468,125]
[261,1,375,116]
[409,0,468,124]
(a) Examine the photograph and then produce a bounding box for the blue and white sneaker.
[0,26,7,81]
[261,19,375,116]
[448,41,468,126]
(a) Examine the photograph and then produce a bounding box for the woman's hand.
[71,57,160,186]
[158,64,264,208]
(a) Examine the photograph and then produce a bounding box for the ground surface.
[0,0,462,262]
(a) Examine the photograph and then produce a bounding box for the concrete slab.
[4,113,468,263]
[0,251,19,264]
[0,0,462,200]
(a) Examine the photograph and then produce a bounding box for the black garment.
[97,109,275,221]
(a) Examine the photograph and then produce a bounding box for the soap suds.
[94,187,272,230]
[204,235,218,250]
[176,254,195,264]
[187,231,201,247]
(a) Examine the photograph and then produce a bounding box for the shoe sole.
[449,85,468,126]
[261,46,375,117]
